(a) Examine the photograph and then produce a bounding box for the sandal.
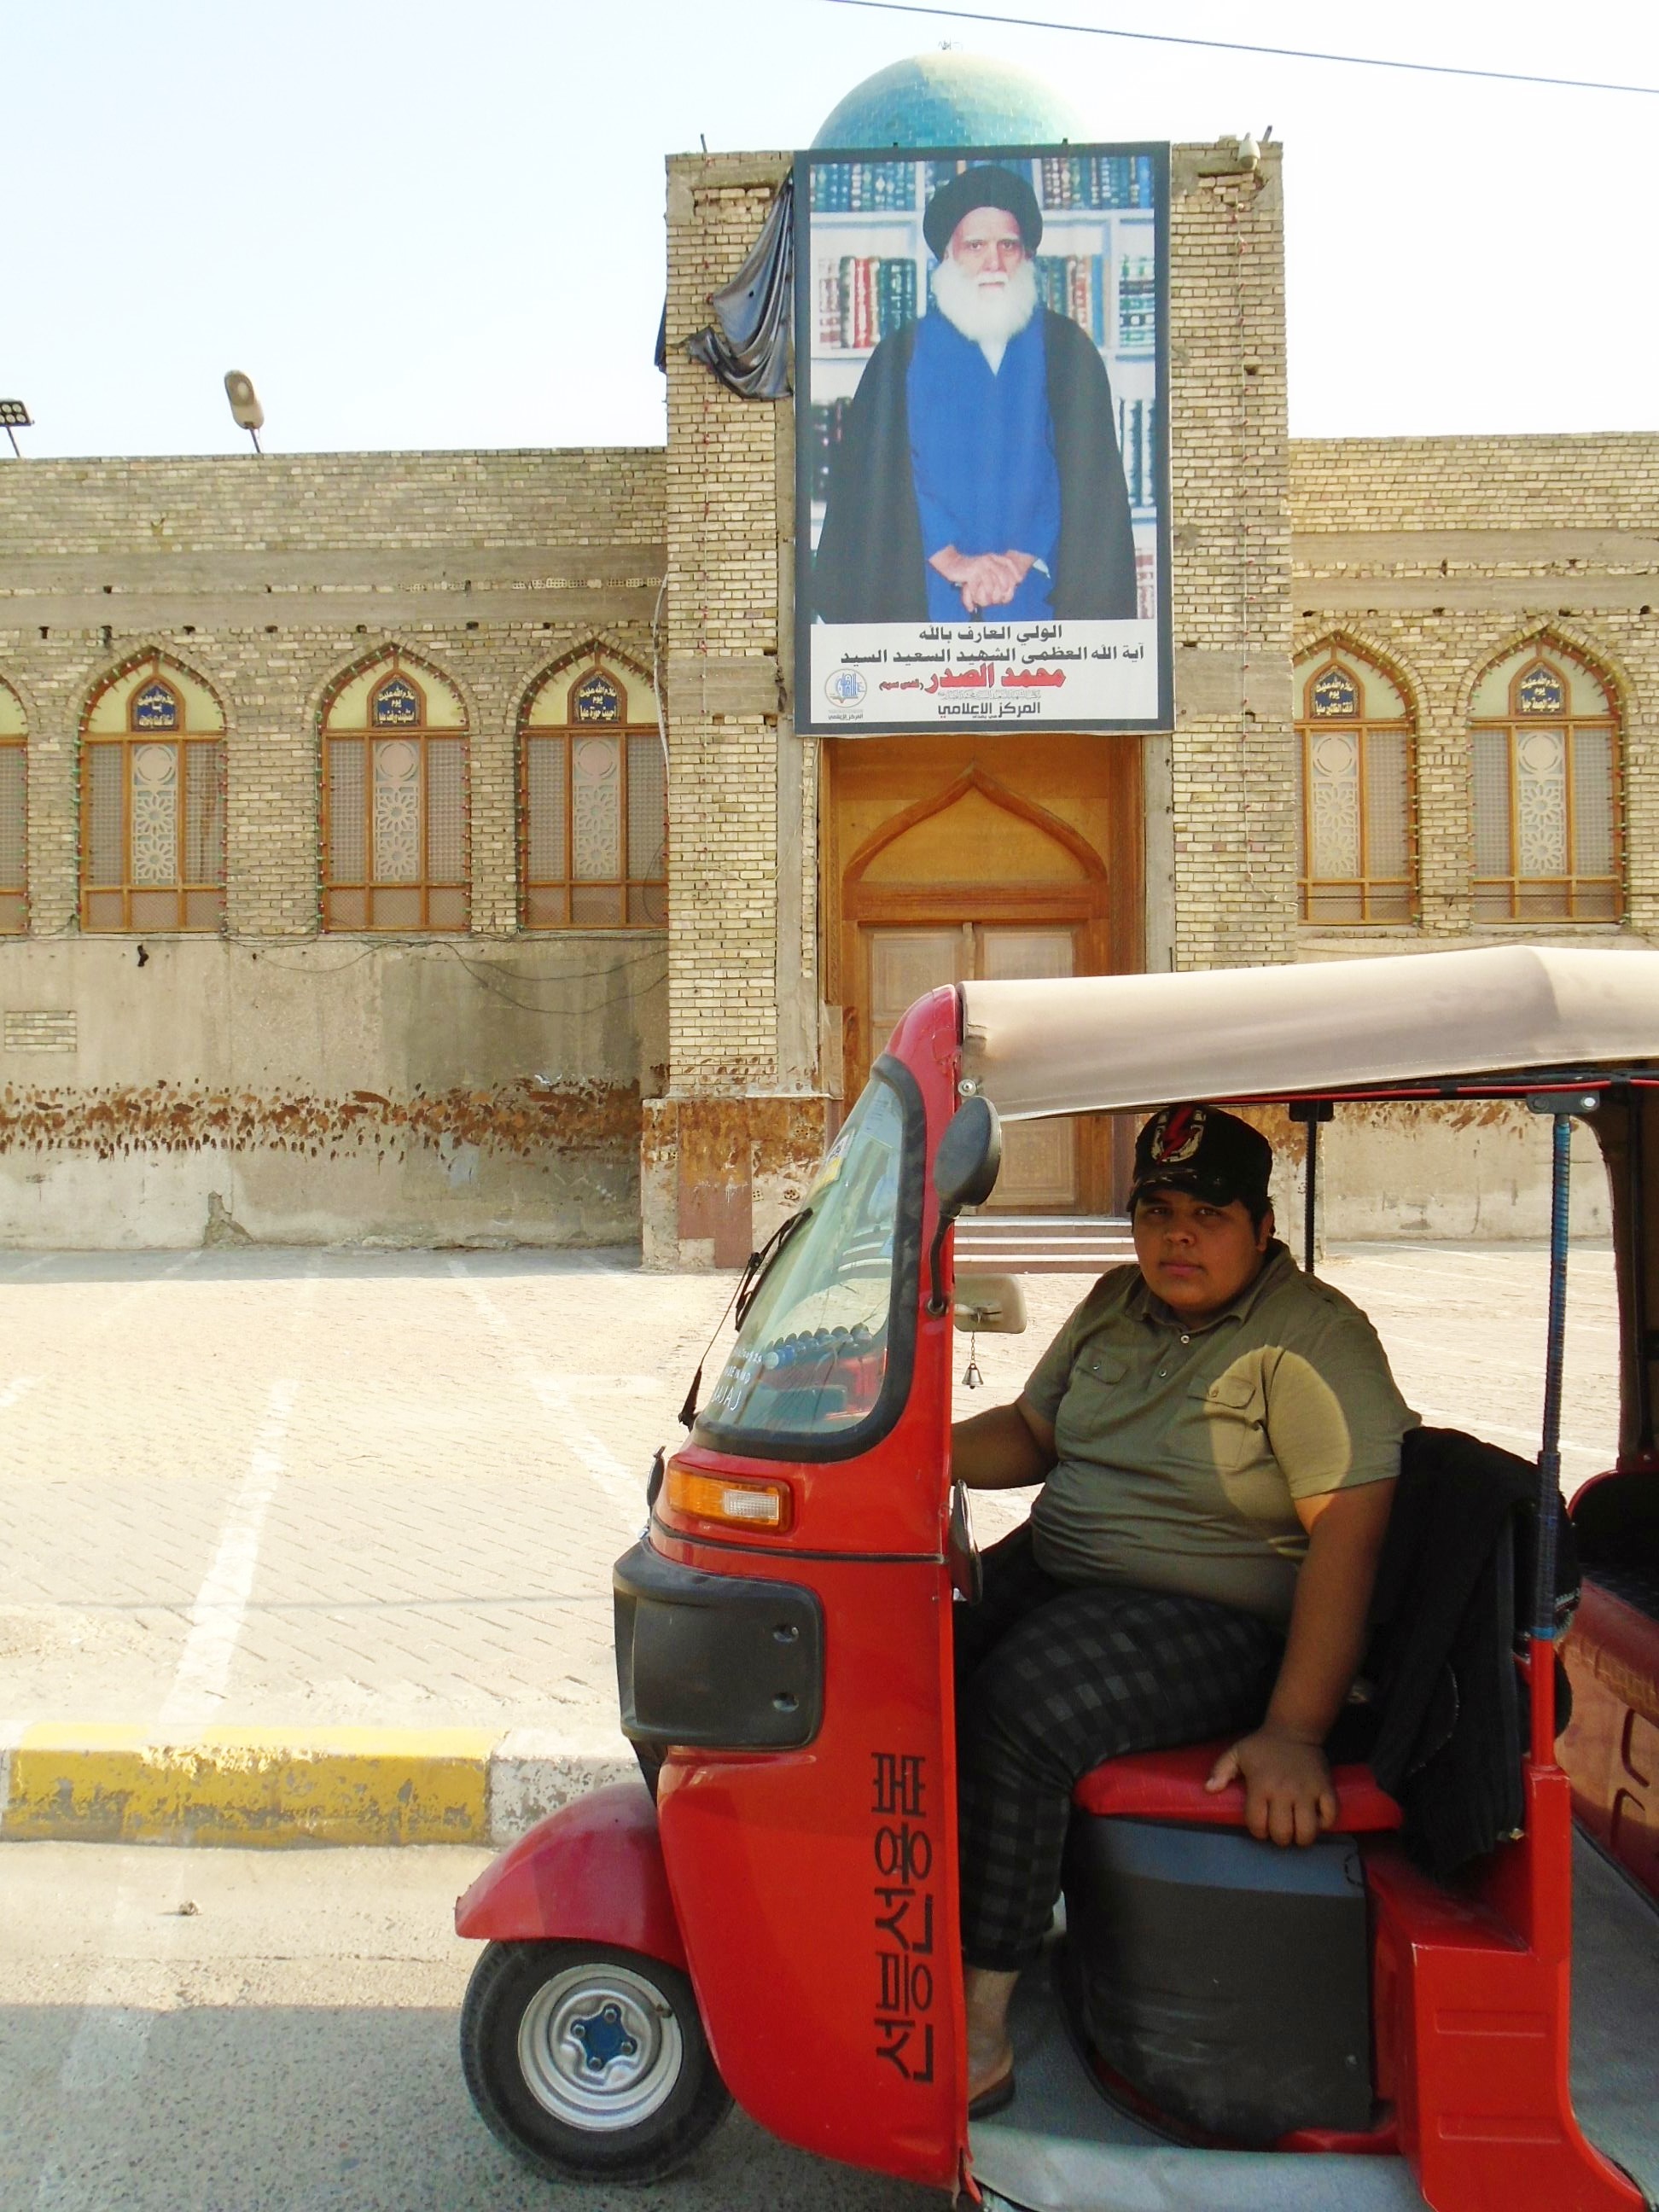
[968,2065,1016,2120]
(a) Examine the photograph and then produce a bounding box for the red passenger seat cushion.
[1072,1740,1404,1832]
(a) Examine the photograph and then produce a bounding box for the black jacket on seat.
[1350,1426,1577,1876]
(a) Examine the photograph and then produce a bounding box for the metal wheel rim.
[516,1962,684,2130]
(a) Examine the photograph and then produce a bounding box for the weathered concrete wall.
[0,936,664,1248]
[1249,1099,1610,1246]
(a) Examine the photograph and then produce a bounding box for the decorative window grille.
[322,659,469,931]
[1470,644,1621,922]
[1292,649,1415,924]
[0,679,25,934]
[520,660,667,928]
[80,661,226,932]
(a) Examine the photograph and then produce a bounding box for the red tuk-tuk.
[455,943,1659,2210]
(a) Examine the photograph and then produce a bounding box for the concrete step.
[955,1214,1134,1274]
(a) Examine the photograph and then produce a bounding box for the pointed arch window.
[322,658,469,931]
[80,660,226,932]
[1292,648,1415,923]
[519,660,667,928]
[1470,643,1621,922]
[0,679,25,934]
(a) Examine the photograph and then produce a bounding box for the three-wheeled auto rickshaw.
[455,943,1659,2211]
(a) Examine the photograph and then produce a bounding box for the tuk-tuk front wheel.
[460,1938,731,2182]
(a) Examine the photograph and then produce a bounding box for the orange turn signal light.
[666,1465,795,1534]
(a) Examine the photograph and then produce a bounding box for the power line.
[822,0,1659,99]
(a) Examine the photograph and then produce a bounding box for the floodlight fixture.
[0,400,32,458]
[224,370,265,454]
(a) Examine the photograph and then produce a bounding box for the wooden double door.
[869,924,1080,1209]
[826,733,1144,1216]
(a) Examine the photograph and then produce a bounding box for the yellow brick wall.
[663,153,796,1092]
[1168,145,1295,970]
[1289,436,1659,941]
[0,450,667,943]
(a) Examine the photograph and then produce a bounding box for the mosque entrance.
[824,732,1144,1213]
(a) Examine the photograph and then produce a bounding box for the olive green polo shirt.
[1022,1243,1416,1628]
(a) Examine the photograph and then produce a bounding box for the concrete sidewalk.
[0,1242,1618,1845]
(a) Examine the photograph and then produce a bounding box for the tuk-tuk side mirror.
[935,1095,1003,1217]
[928,1096,1003,1314]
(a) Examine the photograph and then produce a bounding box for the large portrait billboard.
[795,144,1170,736]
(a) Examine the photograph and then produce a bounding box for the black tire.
[460,1938,731,2184]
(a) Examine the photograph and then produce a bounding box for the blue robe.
[905,307,1062,624]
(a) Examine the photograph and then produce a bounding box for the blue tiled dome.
[812,51,1090,149]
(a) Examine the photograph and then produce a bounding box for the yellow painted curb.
[1,1725,496,1848]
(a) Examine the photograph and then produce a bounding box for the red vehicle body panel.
[639,987,969,2192]
[452,1779,687,1970]
[1561,1579,1659,1903]
[1367,1759,1642,2212]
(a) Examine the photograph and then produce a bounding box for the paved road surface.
[0,1243,1618,1739]
[1,1841,936,2212]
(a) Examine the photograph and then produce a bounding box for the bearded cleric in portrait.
[812,164,1138,626]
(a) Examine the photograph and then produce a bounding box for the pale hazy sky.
[5,0,1656,457]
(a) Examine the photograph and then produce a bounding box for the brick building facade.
[0,123,1653,1254]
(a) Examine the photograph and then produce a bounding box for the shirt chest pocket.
[1053,1350,1129,1459]
[1190,1370,1266,1473]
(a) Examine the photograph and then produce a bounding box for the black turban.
[922,164,1044,261]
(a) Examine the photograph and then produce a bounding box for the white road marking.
[1375,1324,1614,1380]
[1412,1406,1610,1468]
[0,1376,40,1416]
[1338,1249,1619,1323]
[155,1378,300,1734]
[32,1883,186,2210]
[154,1253,320,1732]
[32,1258,320,2204]
[446,1259,648,1523]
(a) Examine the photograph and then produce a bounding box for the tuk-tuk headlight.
[666,1465,795,1534]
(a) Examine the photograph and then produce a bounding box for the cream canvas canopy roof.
[958,946,1659,1121]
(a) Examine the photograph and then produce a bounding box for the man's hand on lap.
[1206,1728,1336,1848]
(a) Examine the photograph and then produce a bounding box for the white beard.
[931,254,1039,368]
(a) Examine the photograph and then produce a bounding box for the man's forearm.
[1263,1492,1390,1743]
[952,1401,1054,1489]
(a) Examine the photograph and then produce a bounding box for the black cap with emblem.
[1128,1103,1274,1216]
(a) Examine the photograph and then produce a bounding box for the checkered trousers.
[955,1522,1281,1970]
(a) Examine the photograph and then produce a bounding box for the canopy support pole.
[1626,1085,1655,1459]
[1524,1091,1596,1760]
[1288,1100,1333,1278]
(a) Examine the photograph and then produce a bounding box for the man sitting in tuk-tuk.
[951,1103,1415,2113]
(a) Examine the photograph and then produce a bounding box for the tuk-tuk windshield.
[699,1064,919,1455]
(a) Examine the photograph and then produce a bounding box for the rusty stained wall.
[640,1094,832,1271]
[1242,1097,1610,1244]
[0,936,665,1249]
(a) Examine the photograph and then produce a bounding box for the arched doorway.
[824,734,1143,1213]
